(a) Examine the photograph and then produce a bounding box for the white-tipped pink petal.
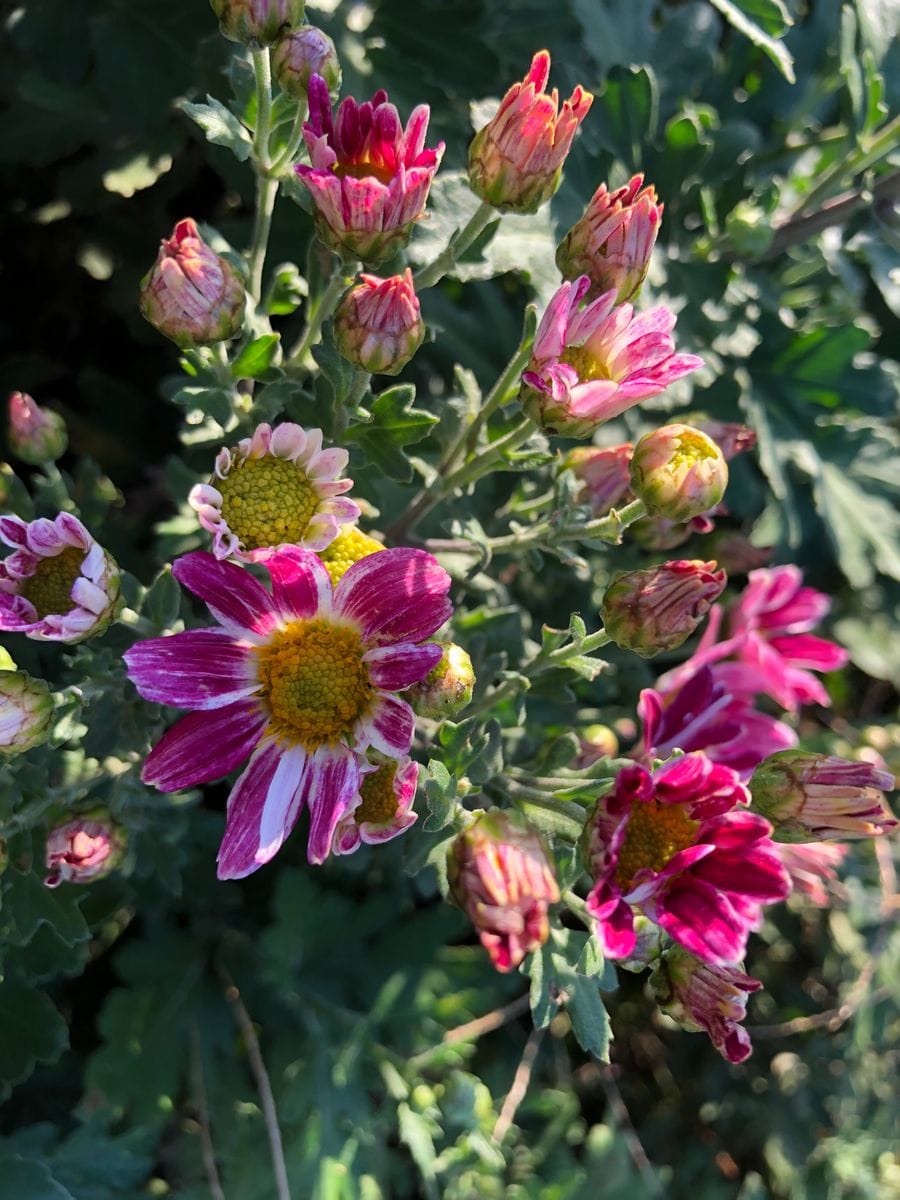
[124,629,257,710]
[142,701,267,792]
[172,551,279,640]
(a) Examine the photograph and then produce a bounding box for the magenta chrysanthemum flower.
[124,547,451,878]
[520,277,704,438]
[639,663,797,780]
[332,756,419,855]
[295,76,444,265]
[188,422,359,562]
[584,755,790,966]
[653,945,762,1064]
[0,514,120,643]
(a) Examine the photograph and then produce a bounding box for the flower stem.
[413,200,497,290]
[482,497,647,556]
[247,48,277,303]
[270,101,308,176]
[287,267,351,366]
[787,113,900,219]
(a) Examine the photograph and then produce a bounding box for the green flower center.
[216,455,320,552]
[615,801,698,890]
[560,344,613,383]
[356,762,400,825]
[255,619,372,749]
[20,546,85,618]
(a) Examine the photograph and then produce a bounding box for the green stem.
[270,101,308,175]
[247,48,277,303]
[483,498,647,556]
[413,200,497,290]
[788,113,900,219]
[288,268,350,366]
[439,414,536,494]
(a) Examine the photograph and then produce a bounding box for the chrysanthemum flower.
[124,547,452,878]
[0,514,120,643]
[333,269,425,375]
[562,443,633,515]
[600,559,727,657]
[295,75,444,265]
[652,945,761,1064]
[332,756,419,855]
[584,755,789,966]
[188,422,359,562]
[520,277,703,438]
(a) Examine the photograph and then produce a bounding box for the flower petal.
[124,630,256,710]
[264,547,334,621]
[217,741,307,879]
[652,877,747,966]
[361,693,415,757]
[304,745,361,865]
[142,701,266,792]
[363,641,442,690]
[334,547,451,644]
[172,551,278,640]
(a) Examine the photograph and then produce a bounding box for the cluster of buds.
[44,813,125,888]
[7,392,68,465]
[333,270,425,375]
[601,559,727,657]
[448,810,560,972]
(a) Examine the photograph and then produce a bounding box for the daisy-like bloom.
[0,514,120,643]
[520,277,703,438]
[562,443,633,515]
[468,50,593,214]
[8,391,68,465]
[749,750,897,841]
[600,559,727,657]
[333,269,425,376]
[583,755,790,966]
[775,842,846,907]
[639,664,797,780]
[0,666,53,754]
[295,76,444,265]
[45,813,125,888]
[651,945,762,1064]
[448,809,560,973]
[139,218,245,349]
[629,424,728,523]
[317,524,384,586]
[557,175,662,302]
[124,547,452,878]
[188,422,359,563]
[332,755,419,855]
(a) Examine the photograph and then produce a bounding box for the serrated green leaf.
[707,0,796,82]
[596,66,659,162]
[1,869,90,949]
[231,333,280,380]
[345,385,439,482]
[140,566,181,631]
[568,975,612,1061]
[0,980,68,1092]
[181,96,252,161]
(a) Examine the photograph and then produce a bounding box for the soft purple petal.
[217,741,307,879]
[304,745,361,865]
[362,693,415,757]
[264,547,334,622]
[334,548,451,644]
[653,878,747,966]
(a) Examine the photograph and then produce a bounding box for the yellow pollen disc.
[615,800,698,890]
[20,546,85,618]
[670,431,719,470]
[317,525,384,585]
[334,158,395,186]
[356,762,400,825]
[255,619,372,749]
[560,344,613,383]
[216,455,320,552]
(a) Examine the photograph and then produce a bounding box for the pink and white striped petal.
[124,629,256,710]
[217,741,308,879]
[142,701,267,792]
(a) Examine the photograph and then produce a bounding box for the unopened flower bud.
[448,809,560,972]
[562,443,633,515]
[576,724,619,767]
[407,642,475,719]
[468,51,592,214]
[316,524,384,585]
[210,0,305,46]
[333,270,425,375]
[601,560,727,657]
[44,813,126,887]
[139,218,245,349]
[630,424,728,523]
[749,751,897,841]
[273,25,340,98]
[651,946,761,1064]
[8,392,68,465]
[0,670,53,755]
[556,175,662,303]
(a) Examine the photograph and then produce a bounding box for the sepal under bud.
[629,424,728,522]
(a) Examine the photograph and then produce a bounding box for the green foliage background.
[0,0,898,1196]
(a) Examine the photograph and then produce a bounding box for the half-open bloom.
[652,946,761,1063]
[557,175,662,302]
[749,750,897,841]
[188,421,359,562]
[0,514,120,643]
[629,424,728,523]
[333,269,425,375]
[8,391,68,465]
[45,814,125,887]
[520,277,703,438]
[0,667,53,754]
[332,756,419,855]
[449,809,560,972]
[124,547,451,878]
[468,50,592,213]
[584,755,789,966]
[296,75,444,264]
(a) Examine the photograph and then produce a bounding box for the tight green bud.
[629,424,727,522]
[407,642,475,718]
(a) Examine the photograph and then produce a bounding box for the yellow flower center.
[356,762,400,825]
[317,525,384,585]
[615,801,698,890]
[216,456,320,552]
[255,619,372,749]
[20,546,85,618]
[560,344,613,383]
[669,431,719,470]
[334,158,395,186]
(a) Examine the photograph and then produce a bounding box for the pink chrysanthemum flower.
[332,756,419,855]
[295,76,444,265]
[0,514,120,643]
[652,945,762,1064]
[520,277,703,438]
[584,755,790,966]
[124,547,451,878]
[188,422,359,563]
